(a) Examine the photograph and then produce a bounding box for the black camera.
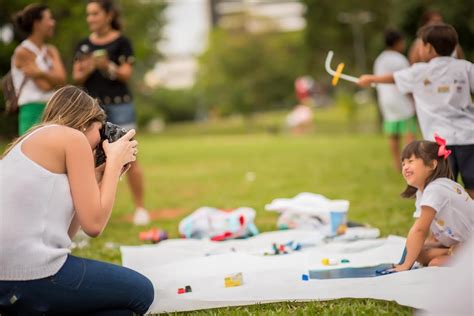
[95,122,130,166]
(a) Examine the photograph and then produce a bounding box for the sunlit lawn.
[2,101,414,315]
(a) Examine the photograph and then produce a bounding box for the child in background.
[408,10,464,64]
[374,30,416,171]
[392,137,473,272]
[358,23,474,198]
[287,76,315,134]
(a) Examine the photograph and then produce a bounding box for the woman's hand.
[78,56,96,76]
[94,54,110,71]
[102,129,138,167]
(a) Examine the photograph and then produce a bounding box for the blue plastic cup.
[329,200,349,235]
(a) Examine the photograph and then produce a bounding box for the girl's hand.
[357,75,373,88]
[102,129,138,168]
[378,263,410,275]
[391,263,411,272]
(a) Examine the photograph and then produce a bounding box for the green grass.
[1,102,415,315]
[165,299,411,316]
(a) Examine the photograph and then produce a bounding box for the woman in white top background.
[11,3,66,135]
[0,86,154,315]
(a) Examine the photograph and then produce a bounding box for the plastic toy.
[139,228,168,244]
[225,272,243,287]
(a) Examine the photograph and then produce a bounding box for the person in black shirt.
[73,0,150,225]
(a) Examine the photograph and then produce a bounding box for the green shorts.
[19,102,46,135]
[383,116,417,135]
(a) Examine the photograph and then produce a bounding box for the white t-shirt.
[374,50,415,121]
[414,178,474,247]
[394,57,474,145]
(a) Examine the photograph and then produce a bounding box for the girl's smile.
[402,155,436,191]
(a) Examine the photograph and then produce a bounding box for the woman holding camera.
[0,86,154,315]
[73,0,150,225]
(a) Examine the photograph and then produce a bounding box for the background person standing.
[73,0,150,225]
[11,3,66,135]
[374,30,416,171]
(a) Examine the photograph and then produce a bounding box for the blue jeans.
[0,255,154,315]
[103,103,137,130]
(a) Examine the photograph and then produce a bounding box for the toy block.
[321,258,338,266]
[224,272,243,287]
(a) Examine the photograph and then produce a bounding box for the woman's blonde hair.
[2,85,106,158]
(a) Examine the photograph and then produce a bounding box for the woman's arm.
[94,57,133,83]
[14,46,66,91]
[394,206,436,271]
[65,128,137,237]
[39,45,66,86]
[14,47,50,91]
[68,214,81,239]
[111,62,132,83]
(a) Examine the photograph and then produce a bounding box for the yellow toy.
[325,51,374,86]
[331,63,345,86]
[224,272,243,287]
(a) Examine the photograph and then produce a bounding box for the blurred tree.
[195,14,306,117]
[0,0,165,138]
[393,0,474,61]
[302,0,473,131]
[302,0,391,80]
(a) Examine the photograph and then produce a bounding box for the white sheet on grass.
[121,230,473,314]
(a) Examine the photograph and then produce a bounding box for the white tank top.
[11,39,54,106]
[0,125,74,280]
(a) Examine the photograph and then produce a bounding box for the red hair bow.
[434,133,452,159]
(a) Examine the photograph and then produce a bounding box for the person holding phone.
[73,0,150,225]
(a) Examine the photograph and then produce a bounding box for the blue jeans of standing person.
[0,255,154,315]
[103,103,137,131]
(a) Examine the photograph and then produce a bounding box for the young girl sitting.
[393,135,473,272]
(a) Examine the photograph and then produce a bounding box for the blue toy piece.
[309,263,394,279]
[375,247,412,275]
[375,268,396,276]
[309,247,411,279]
[301,274,309,281]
